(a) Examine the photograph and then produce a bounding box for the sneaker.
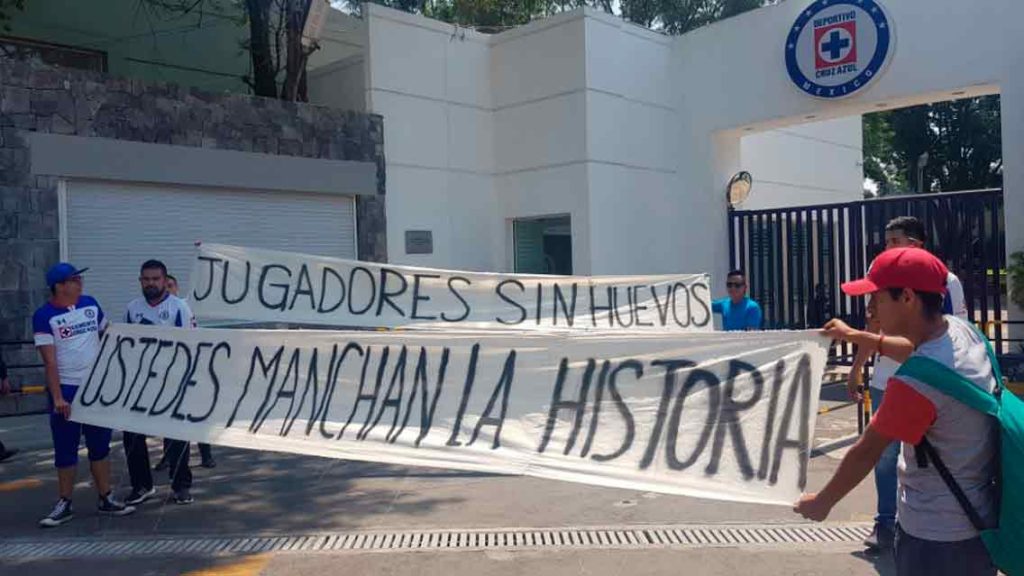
[200,456,216,469]
[125,486,157,506]
[153,457,169,472]
[863,523,895,552]
[0,448,18,463]
[39,498,74,528]
[170,490,194,505]
[97,493,136,517]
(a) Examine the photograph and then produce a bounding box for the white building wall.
[740,117,864,210]
[308,55,366,112]
[309,10,366,69]
[582,13,680,274]
[672,0,1020,309]
[311,5,873,282]
[362,5,498,271]
[491,13,591,272]
[307,10,368,111]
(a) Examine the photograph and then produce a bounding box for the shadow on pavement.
[0,441,467,538]
[851,549,897,575]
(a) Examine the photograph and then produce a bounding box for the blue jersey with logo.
[33,295,108,387]
[712,297,763,331]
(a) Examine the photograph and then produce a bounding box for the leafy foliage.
[0,0,25,33]
[863,95,1003,195]
[1010,251,1024,311]
[349,0,773,34]
[139,0,315,100]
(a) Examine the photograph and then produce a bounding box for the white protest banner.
[72,324,828,505]
[188,243,713,332]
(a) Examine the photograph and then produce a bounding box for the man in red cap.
[794,247,997,576]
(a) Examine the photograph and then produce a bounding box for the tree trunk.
[246,0,278,98]
[281,0,310,102]
[298,66,309,102]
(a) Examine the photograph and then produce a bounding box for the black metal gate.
[728,189,1010,360]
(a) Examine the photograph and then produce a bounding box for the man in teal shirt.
[712,270,763,331]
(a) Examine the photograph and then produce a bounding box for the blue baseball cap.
[46,262,89,288]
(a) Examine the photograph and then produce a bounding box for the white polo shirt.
[124,294,196,329]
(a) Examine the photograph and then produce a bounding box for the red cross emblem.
[815,21,857,70]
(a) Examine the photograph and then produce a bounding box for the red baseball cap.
[841,247,948,297]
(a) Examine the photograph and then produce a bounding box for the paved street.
[0,381,893,576]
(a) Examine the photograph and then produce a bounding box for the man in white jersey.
[796,247,997,575]
[34,263,135,527]
[122,260,197,506]
[152,274,217,472]
[849,216,969,552]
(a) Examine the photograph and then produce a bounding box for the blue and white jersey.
[33,295,108,387]
[124,294,196,329]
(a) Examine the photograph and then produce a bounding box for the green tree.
[0,0,24,32]
[927,96,1003,191]
[862,112,905,196]
[863,95,1002,195]
[420,0,582,30]
[141,0,320,100]
[352,0,771,34]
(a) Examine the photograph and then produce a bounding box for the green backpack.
[896,331,1024,576]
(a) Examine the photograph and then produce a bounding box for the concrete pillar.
[1001,67,1024,350]
[710,131,743,299]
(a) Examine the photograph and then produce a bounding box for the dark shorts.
[895,524,996,576]
[49,384,112,469]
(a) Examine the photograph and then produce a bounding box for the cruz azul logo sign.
[785,0,893,99]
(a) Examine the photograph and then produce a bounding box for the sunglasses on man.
[726,281,745,288]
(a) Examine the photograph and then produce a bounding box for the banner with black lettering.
[188,243,713,331]
[72,324,828,505]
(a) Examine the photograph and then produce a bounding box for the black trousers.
[124,432,191,492]
[894,524,996,576]
[162,439,212,461]
[198,442,213,461]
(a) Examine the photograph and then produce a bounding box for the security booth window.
[513,216,572,275]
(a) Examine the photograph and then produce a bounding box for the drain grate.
[0,522,871,559]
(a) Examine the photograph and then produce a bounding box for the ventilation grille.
[0,522,871,559]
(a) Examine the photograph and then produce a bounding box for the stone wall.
[0,59,387,386]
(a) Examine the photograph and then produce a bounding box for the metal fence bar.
[738,213,748,290]
[728,207,737,273]
[729,190,1008,362]
[773,211,785,329]
[991,192,1005,353]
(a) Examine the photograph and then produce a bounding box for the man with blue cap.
[33,263,135,527]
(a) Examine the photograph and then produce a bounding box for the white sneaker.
[39,498,74,528]
[97,492,136,517]
[125,486,157,506]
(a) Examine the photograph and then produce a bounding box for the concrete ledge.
[30,133,379,197]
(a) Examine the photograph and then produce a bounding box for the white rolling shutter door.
[66,180,357,319]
